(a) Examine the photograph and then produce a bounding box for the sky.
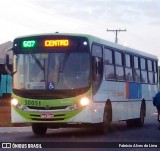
[0,0,160,62]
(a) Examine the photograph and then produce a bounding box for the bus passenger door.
[92,44,103,94]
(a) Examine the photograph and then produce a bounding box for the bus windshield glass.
[13,52,90,91]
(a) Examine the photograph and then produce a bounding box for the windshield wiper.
[57,53,70,83]
[59,53,70,73]
[31,54,45,71]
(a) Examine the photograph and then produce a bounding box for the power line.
[107,28,127,43]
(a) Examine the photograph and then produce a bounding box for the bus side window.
[140,58,148,83]
[147,59,154,84]
[133,56,140,82]
[115,51,125,81]
[104,48,116,80]
[125,54,133,82]
[153,61,158,84]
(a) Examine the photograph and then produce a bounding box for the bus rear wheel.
[32,123,47,135]
[126,102,145,127]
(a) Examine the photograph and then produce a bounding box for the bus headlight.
[11,98,18,106]
[11,98,27,111]
[80,97,90,107]
[66,97,90,111]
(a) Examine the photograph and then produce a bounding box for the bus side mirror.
[5,48,13,75]
[95,57,103,75]
[92,57,103,80]
[6,54,10,66]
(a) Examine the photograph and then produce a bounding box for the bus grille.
[27,106,68,110]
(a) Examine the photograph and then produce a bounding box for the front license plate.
[41,114,54,119]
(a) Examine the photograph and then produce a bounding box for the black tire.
[98,104,112,134]
[32,123,47,136]
[126,119,135,128]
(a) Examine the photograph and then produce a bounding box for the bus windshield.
[13,52,90,91]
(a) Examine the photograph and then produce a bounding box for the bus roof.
[14,33,158,60]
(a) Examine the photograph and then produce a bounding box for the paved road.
[0,103,160,151]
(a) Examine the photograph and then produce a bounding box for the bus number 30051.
[24,100,41,106]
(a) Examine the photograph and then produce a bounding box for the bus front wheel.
[32,123,47,135]
[98,104,112,134]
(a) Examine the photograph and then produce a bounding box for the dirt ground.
[0,95,12,126]
[0,95,30,127]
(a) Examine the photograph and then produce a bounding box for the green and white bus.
[5,33,158,135]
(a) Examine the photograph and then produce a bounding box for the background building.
[0,41,13,96]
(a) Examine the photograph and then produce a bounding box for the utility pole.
[107,28,127,43]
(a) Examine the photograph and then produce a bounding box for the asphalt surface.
[0,127,31,133]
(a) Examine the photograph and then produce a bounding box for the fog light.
[80,97,90,106]
[11,98,18,106]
